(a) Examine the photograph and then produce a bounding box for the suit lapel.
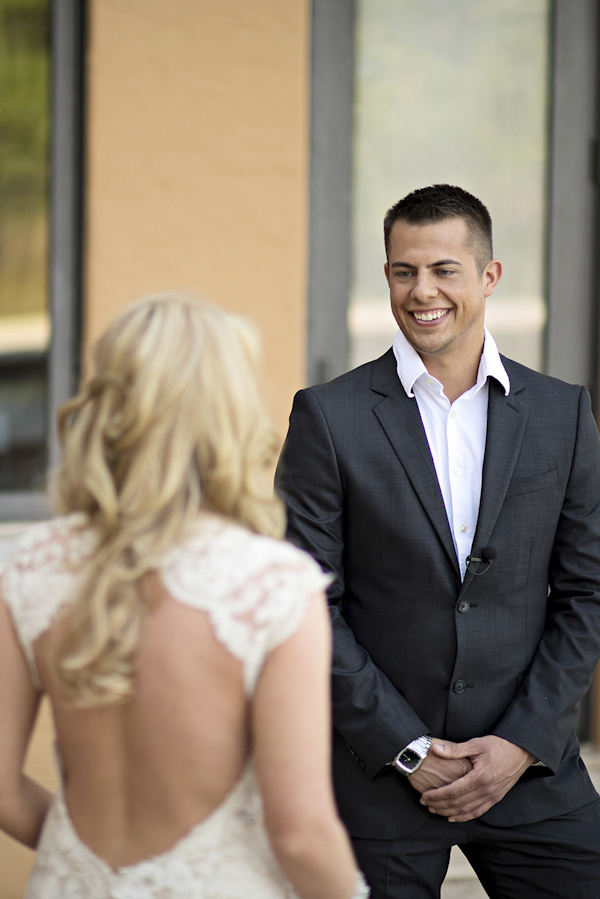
[462,371,529,590]
[371,351,460,576]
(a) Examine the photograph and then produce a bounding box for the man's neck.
[422,355,480,404]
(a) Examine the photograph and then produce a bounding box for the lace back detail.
[1,514,94,688]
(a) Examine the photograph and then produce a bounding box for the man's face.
[384,217,502,367]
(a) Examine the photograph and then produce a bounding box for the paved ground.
[441,745,600,898]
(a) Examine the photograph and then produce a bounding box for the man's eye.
[437,269,455,276]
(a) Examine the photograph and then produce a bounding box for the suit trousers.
[352,798,600,899]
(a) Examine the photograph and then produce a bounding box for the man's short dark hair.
[383,184,493,273]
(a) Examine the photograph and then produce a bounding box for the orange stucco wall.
[84,0,310,437]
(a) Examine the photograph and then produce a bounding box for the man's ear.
[483,259,502,297]
[384,262,390,286]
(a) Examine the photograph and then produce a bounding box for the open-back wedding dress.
[3,513,330,899]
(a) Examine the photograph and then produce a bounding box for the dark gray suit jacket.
[276,349,600,838]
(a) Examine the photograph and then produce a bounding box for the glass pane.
[350,0,550,373]
[0,0,50,491]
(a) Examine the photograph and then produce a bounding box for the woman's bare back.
[37,581,250,868]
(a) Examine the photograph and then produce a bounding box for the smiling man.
[276,185,600,898]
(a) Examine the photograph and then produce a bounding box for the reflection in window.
[0,0,50,490]
[350,0,550,373]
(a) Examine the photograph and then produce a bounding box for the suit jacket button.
[457,599,470,613]
[453,679,466,694]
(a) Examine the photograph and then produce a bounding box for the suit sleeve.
[493,386,600,771]
[275,388,429,778]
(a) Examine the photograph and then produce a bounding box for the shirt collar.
[392,326,510,399]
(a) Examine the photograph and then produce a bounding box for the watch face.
[398,748,420,770]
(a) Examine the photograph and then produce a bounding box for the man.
[275,185,600,898]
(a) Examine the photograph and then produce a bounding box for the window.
[0,0,83,519]
[0,0,51,493]
[349,0,551,373]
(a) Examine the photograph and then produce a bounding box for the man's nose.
[411,271,437,302]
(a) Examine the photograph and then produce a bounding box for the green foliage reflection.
[0,0,50,318]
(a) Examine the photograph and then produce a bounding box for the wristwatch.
[389,735,432,776]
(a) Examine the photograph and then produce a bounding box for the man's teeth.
[413,310,449,322]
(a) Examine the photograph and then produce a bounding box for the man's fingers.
[430,740,461,757]
[421,777,505,820]
[421,767,480,802]
[421,790,493,821]
[446,804,492,823]
[419,736,534,822]
[430,738,477,759]
[407,740,474,795]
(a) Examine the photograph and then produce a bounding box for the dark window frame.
[545,0,600,398]
[0,0,85,520]
[306,0,355,386]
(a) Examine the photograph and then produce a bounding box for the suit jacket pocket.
[505,468,558,499]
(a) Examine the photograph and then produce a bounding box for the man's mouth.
[411,309,451,323]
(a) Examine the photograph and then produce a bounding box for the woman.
[0,294,369,898]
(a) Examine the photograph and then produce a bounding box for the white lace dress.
[2,514,331,899]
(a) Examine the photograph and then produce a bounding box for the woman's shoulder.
[3,513,94,575]
[1,514,94,683]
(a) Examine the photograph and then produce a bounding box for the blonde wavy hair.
[53,293,285,707]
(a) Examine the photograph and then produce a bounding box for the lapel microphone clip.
[466,546,497,576]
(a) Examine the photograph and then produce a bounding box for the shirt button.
[450,410,456,419]
[453,680,466,694]
[457,599,470,613]
[454,467,462,476]
[459,524,467,533]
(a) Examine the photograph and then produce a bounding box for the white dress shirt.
[392,327,510,579]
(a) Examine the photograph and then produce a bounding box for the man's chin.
[405,333,453,359]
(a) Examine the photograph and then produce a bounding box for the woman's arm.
[253,590,366,899]
[0,591,53,847]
